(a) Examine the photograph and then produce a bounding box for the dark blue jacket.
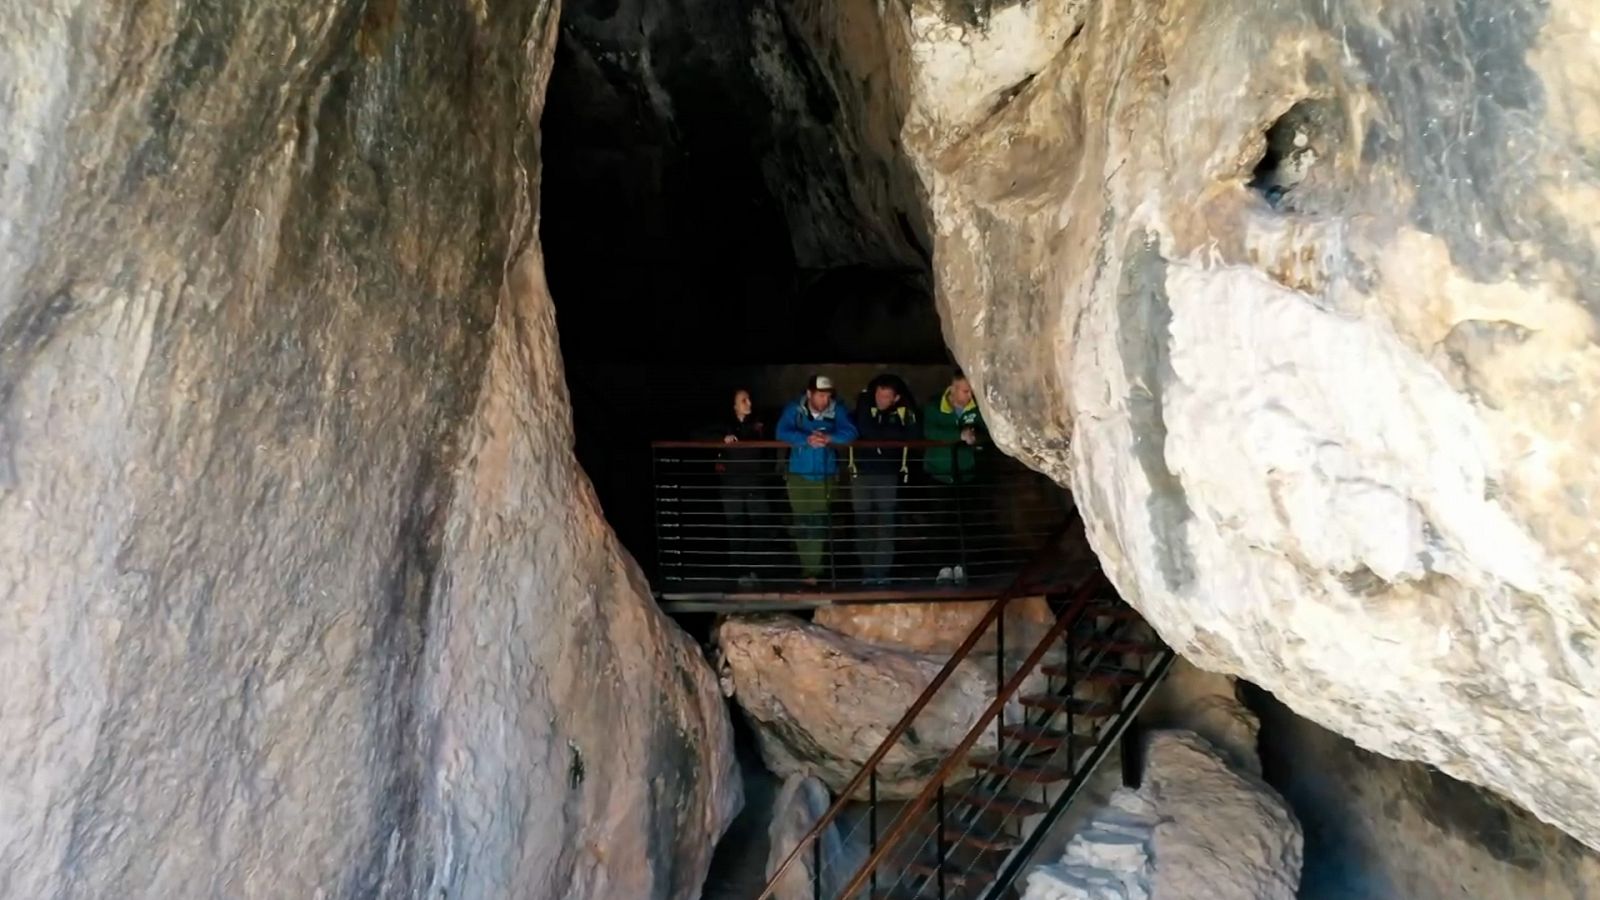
[851,402,921,478]
[776,396,858,480]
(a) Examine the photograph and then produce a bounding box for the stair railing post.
[1066,609,1076,765]
[995,597,1006,756]
[953,446,967,573]
[936,782,949,900]
[869,770,879,897]
[812,834,822,900]
[826,478,836,590]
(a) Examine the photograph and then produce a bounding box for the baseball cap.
[806,374,835,393]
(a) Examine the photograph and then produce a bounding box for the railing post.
[1066,609,1076,765]
[652,448,662,583]
[936,782,948,900]
[812,833,822,900]
[826,478,836,589]
[995,597,1006,756]
[869,770,879,897]
[953,445,968,574]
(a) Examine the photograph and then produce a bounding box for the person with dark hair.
[698,388,768,585]
[850,373,920,584]
[776,374,858,584]
[923,369,988,583]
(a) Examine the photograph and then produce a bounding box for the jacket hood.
[939,387,976,415]
[795,396,838,419]
[862,374,917,412]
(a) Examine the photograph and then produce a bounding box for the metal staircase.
[756,530,1175,900]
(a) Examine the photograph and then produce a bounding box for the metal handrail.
[753,524,1077,900]
[829,575,1104,900]
[653,439,963,449]
[653,438,1063,594]
[979,649,1177,899]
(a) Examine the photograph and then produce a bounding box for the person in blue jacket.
[776,374,858,582]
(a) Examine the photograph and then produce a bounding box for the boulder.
[0,2,737,897]
[801,0,1600,848]
[1138,659,1262,776]
[813,596,1056,654]
[718,615,1038,797]
[763,773,868,900]
[1024,731,1303,900]
[1252,690,1600,900]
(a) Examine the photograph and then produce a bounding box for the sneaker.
[952,565,967,585]
[936,567,954,584]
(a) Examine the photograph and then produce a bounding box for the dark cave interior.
[538,0,944,565]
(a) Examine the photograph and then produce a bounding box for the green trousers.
[786,474,833,579]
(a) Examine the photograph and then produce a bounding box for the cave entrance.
[539,0,949,589]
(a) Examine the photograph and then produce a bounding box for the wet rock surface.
[0,1,736,897]
[801,0,1600,848]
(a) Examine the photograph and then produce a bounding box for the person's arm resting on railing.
[830,409,858,446]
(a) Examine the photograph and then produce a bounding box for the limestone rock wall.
[831,0,1600,847]
[1250,689,1600,900]
[0,1,735,897]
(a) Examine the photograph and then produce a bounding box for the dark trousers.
[852,473,900,581]
[930,478,976,572]
[720,485,763,574]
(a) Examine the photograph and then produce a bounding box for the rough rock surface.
[1250,689,1600,900]
[763,773,866,900]
[541,0,940,366]
[0,2,736,897]
[1138,659,1262,776]
[834,0,1600,846]
[1023,732,1303,900]
[813,595,1055,654]
[718,615,1036,797]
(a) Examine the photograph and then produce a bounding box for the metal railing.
[754,527,1175,900]
[651,440,1068,594]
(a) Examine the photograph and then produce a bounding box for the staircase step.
[970,757,1071,784]
[1019,693,1120,716]
[952,788,1049,818]
[1039,663,1145,685]
[913,820,1023,853]
[1000,724,1075,749]
[906,861,998,888]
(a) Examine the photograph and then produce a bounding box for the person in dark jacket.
[923,369,989,584]
[697,388,768,584]
[850,374,920,584]
[776,374,858,583]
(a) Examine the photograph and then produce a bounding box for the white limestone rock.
[829,0,1600,849]
[1023,732,1301,900]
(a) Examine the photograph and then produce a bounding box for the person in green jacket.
[924,370,986,483]
[923,370,988,583]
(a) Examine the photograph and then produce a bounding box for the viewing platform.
[650,439,1076,613]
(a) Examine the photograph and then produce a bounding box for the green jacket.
[923,388,987,483]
